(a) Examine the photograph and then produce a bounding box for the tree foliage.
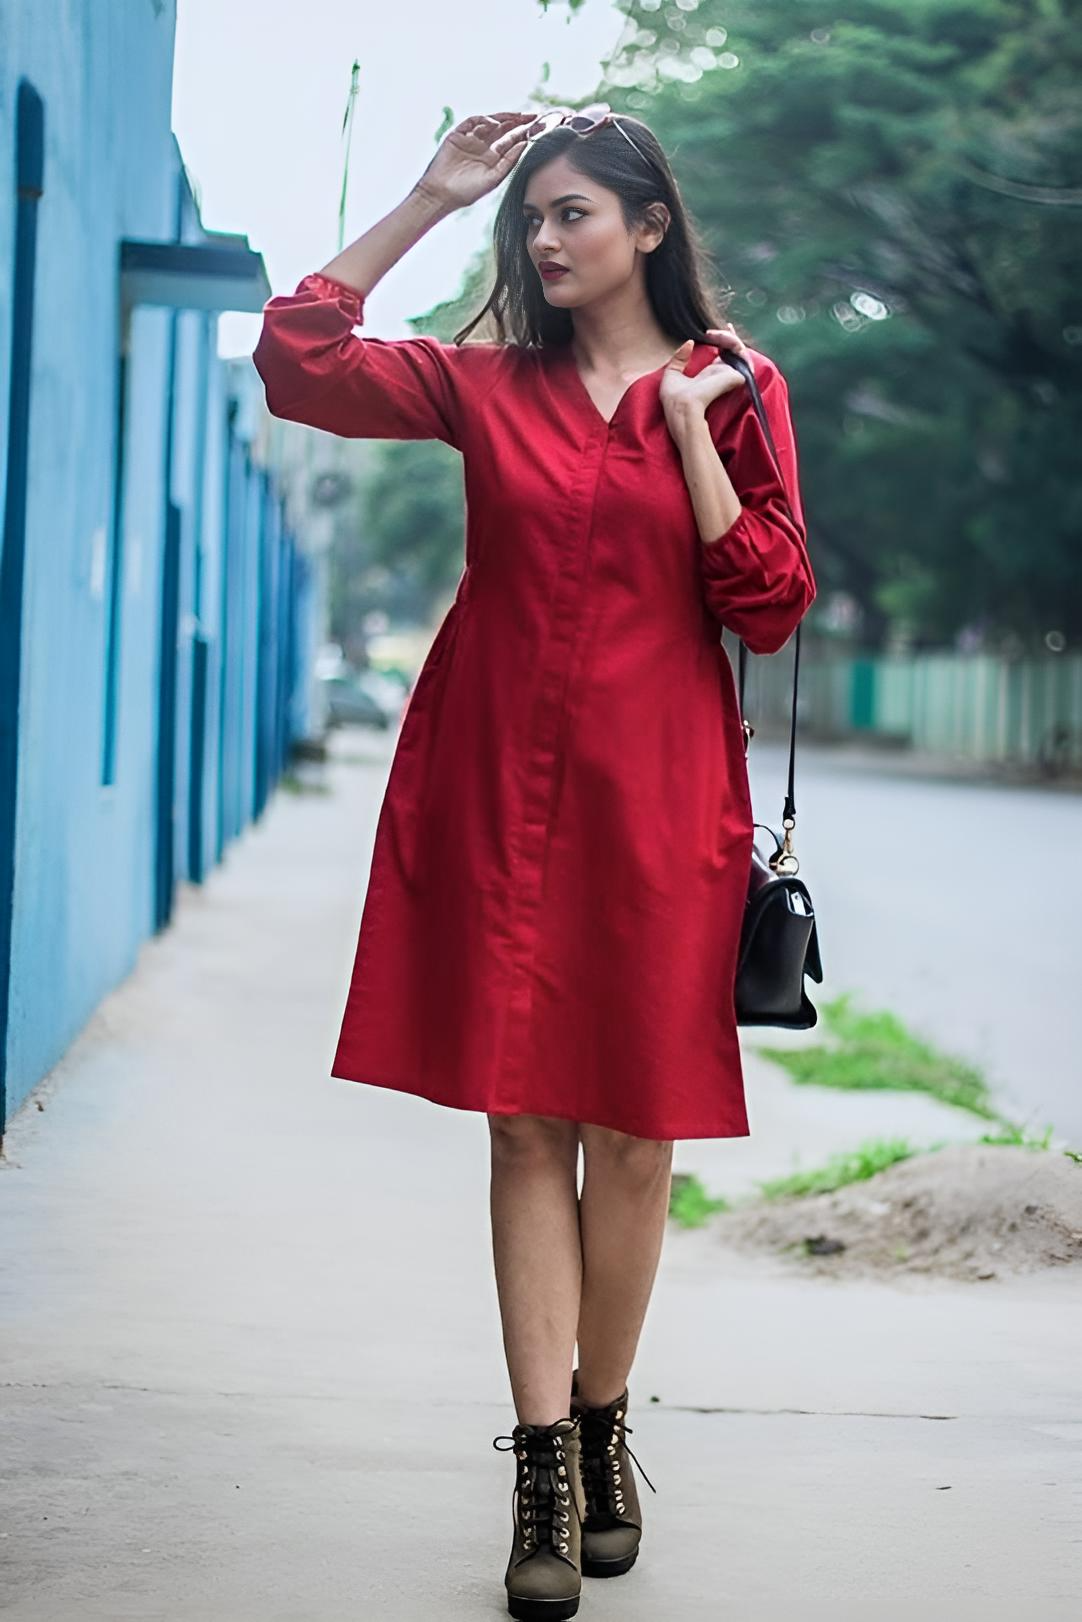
[603,0,1082,648]
[356,0,1079,648]
[328,439,465,642]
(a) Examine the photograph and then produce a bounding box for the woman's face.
[521,153,667,307]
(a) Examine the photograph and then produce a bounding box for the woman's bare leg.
[488,1113,582,1426]
[574,1124,674,1407]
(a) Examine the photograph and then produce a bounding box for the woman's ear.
[639,202,671,253]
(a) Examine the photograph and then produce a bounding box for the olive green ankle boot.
[570,1368,658,1579]
[492,1414,587,1620]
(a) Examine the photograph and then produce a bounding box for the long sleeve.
[252,271,478,449]
[698,356,816,655]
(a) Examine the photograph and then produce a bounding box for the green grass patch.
[668,1126,1076,1229]
[669,1138,923,1227]
[668,1172,731,1229]
[753,1136,925,1201]
[754,991,1001,1121]
[977,1122,1055,1150]
[668,1123,1075,1232]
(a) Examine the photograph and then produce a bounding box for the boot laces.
[576,1403,657,1522]
[493,1420,582,1562]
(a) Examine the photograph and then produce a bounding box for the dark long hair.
[452,115,738,350]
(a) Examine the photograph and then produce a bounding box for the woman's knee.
[579,1122,673,1177]
[487,1112,579,1165]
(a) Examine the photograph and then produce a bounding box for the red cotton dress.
[253,270,816,1141]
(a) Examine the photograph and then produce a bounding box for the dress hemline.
[328,1058,752,1144]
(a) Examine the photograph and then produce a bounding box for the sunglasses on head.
[523,102,654,171]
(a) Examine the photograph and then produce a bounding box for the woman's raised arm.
[254,264,470,447]
[252,113,535,447]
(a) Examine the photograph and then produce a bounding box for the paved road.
[0,733,1078,1619]
[746,738,1082,1144]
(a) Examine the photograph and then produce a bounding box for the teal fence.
[730,637,1082,772]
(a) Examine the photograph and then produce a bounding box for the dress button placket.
[492,425,610,1109]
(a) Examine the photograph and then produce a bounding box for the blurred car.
[320,669,405,731]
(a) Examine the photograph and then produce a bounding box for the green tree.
[353,1,1078,648]
[538,0,1081,647]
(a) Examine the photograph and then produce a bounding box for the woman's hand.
[414,112,535,211]
[659,328,752,431]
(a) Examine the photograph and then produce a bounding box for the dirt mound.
[713,1144,1082,1282]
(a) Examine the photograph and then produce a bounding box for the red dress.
[253,271,815,1140]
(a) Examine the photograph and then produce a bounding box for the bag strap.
[738,631,799,825]
[716,350,802,830]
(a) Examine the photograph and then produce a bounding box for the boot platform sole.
[582,1546,639,1578]
[506,1595,580,1620]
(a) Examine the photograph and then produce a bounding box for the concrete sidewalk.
[1,733,1079,1621]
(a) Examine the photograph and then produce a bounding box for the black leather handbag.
[715,350,823,1029]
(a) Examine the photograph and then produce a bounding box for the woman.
[254,105,815,1621]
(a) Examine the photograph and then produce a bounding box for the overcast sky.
[172,0,628,354]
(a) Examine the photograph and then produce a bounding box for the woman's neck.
[569,287,678,378]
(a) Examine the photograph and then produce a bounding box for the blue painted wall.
[0,2,315,1130]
